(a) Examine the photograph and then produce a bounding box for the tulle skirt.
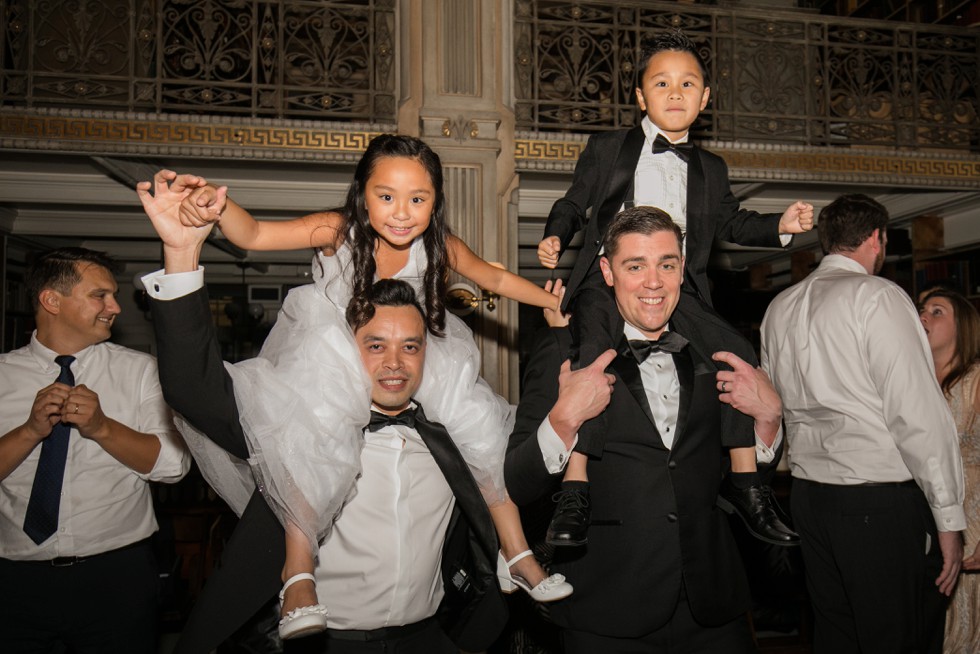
[177,282,513,555]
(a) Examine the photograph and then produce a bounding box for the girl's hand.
[543,279,569,328]
[137,170,214,252]
[179,185,228,227]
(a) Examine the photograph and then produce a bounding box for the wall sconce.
[447,282,497,317]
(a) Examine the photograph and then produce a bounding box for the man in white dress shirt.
[139,171,505,653]
[761,194,966,653]
[0,247,190,654]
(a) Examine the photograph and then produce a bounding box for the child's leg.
[671,291,798,545]
[730,445,758,476]
[281,523,319,617]
[548,274,619,547]
[490,497,572,602]
[563,451,588,482]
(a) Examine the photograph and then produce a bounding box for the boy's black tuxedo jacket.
[545,124,784,308]
[504,322,781,637]
[149,289,506,654]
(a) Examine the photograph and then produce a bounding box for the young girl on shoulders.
[171,134,571,639]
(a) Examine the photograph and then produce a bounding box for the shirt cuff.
[145,431,193,482]
[779,233,793,247]
[538,416,577,474]
[933,505,967,533]
[755,425,783,464]
[142,267,205,300]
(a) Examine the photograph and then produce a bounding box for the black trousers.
[284,617,457,654]
[791,479,948,654]
[561,587,756,654]
[0,539,158,654]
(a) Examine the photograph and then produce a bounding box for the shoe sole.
[716,496,801,548]
[545,534,588,547]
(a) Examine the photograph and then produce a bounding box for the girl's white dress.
[176,238,514,553]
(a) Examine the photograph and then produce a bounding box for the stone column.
[398,0,520,400]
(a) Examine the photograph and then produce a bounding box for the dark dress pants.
[283,618,457,654]
[791,479,948,654]
[561,585,756,654]
[0,540,158,654]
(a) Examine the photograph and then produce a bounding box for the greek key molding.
[515,135,980,189]
[0,109,394,162]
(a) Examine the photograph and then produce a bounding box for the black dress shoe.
[717,479,800,547]
[546,486,591,547]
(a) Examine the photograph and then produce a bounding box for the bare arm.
[448,236,558,310]
[65,385,162,475]
[179,183,344,252]
[217,202,343,252]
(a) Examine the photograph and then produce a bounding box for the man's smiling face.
[600,230,684,340]
[355,304,427,415]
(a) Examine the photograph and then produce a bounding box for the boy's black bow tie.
[628,331,689,362]
[652,134,693,162]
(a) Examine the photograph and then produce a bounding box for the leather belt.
[325,617,435,641]
[22,538,148,567]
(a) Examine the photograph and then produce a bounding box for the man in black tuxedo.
[506,206,785,653]
[534,33,809,551]
[139,172,505,653]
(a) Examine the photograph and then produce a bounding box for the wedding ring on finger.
[73,403,79,414]
[721,382,728,393]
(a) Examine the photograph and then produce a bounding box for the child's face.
[365,156,435,250]
[635,50,710,141]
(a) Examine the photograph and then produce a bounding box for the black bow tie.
[368,407,418,431]
[652,134,693,163]
[628,331,689,363]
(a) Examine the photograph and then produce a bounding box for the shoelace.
[552,489,590,511]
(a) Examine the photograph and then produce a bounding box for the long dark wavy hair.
[920,287,980,396]
[342,134,451,337]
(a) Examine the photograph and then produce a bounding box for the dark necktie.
[628,331,689,363]
[652,134,693,163]
[23,355,76,545]
[367,404,496,556]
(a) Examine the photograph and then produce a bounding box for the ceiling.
[1,150,978,293]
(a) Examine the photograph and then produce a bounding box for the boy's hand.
[179,185,228,227]
[777,201,814,235]
[538,236,561,269]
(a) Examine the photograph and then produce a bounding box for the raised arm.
[447,235,558,310]
[180,183,345,252]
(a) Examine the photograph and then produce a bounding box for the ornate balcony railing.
[514,0,980,151]
[0,0,396,122]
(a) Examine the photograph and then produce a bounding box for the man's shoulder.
[585,126,637,148]
[768,265,907,319]
[0,344,31,364]
[529,326,572,357]
[98,341,159,369]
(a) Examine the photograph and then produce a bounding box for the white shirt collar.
[641,115,689,145]
[623,320,672,342]
[819,253,869,275]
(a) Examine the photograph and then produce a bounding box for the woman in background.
[920,287,980,654]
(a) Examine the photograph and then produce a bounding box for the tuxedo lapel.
[684,147,708,299]
[671,348,695,452]
[612,340,663,447]
[596,125,646,236]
